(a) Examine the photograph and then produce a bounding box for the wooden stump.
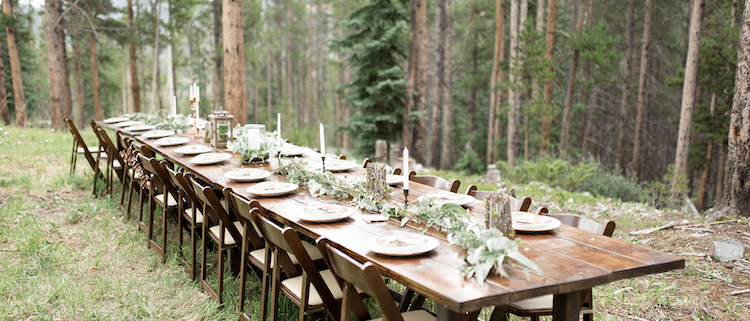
[365,163,389,199]
[486,193,515,238]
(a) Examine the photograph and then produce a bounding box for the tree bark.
[267,46,273,118]
[508,0,519,167]
[487,0,504,165]
[403,0,427,163]
[212,0,223,110]
[150,0,161,114]
[128,0,142,113]
[87,15,103,121]
[72,40,85,128]
[306,7,314,126]
[673,0,703,196]
[632,0,653,180]
[540,0,557,155]
[715,143,725,203]
[3,0,26,126]
[439,0,453,170]
[697,91,716,210]
[0,43,8,124]
[430,2,445,169]
[559,0,587,160]
[223,0,246,124]
[45,0,64,128]
[617,0,636,172]
[285,2,294,120]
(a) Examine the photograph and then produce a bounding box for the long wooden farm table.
[100,122,684,321]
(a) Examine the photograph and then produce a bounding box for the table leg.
[552,290,583,321]
[436,304,463,321]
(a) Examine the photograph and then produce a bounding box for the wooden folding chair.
[118,134,145,217]
[490,214,616,321]
[92,126,125,196]
[464,185,532,211]
[167,169,205,280]
[137,154,178,262]
[250,210,356,321]
[64,118,102,176]
[317,238,436,321]
[408,171,460,193]
[191,178,243,305]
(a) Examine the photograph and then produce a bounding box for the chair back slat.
[408,171,460,193]
[65,118,99,171]
[465,185,533,212]
[225,190,265,249]
[190,178,243,243]
[544,213,616,237]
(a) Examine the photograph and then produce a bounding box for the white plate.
[103,117,130,124]
[114,120,143,127]
[224,168,273,182]
[174,144,214,155]
[317,159,358,172]
[141,130,176,139]
[247,181,299,197]
[386,174,404,185]
[364,230,439,256]
[279,146,307,157]
[511,211,562,232]
[124,124,156,132]
[154,136,191,147]
[189,152,233,165]
[422,192,475,206]
[295,203,356,222]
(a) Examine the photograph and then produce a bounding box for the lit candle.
[403,147,409,190]
[171,95,177,116]
[196,85,200,102]
[190,84,194,100]
[248,128,261,150]
[319,123,325,155]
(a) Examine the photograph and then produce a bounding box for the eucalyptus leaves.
[275,158,543,285]
[227,126,279,163]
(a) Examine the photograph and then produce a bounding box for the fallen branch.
[679,253,706,256]
[730,289,750,296]
[676,227,713,233]
[629,222,676,235]
[614,287,634,295]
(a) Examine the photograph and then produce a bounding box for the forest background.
[0,0,742,212]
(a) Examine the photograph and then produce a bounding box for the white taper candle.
[319,123,325,155]
[403,147,409,190]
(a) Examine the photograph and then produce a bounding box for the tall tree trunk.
[122,62,128,115]
[343,64,351,149]
[128,0,142,113]
[45,0,64,128]
[617,0,636,172]
[88,14,103,121]
[487,0,504,165]
[317,6,328,124]
[150,0,162,114]
[507,0,519,167]
[56,1,72,124]
[0,43,8,124]
[528,0,544,157]
[715,143,726,203]
[632,0,652,179]
[540,0,557,155]
[285,2,294,119]
[430,2,445,169]
[3,0,25,126]
[697,90,716,210]
[267,47,273,118]
[223,0,247,124]
[468,6,478,134]
[719,0,750,216]
[403,0,427,162]
[306,6,314,126]
[582,86,598,152]
[559,0,587,160]
[439,0,453,169]
[169,0,177,111]
[72,41,85,127]
[673,0,703,196]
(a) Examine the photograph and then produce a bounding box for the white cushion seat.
[183,207,204,224]
[77,146,101,154]
[249,241,323,266]
[506,294,592,315]
[154,193,178,207]
[208,221,245,246]
[370,310,436,321]
[112,160,122,169]
[281,269,346,307]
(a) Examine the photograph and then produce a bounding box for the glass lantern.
[209,107,234,149]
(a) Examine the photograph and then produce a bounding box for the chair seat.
[370,310,436,321]
[249,241,323,266]
[77,146,101,154]
[208,221,244,246]
[154,193,178,207]
[184,207,204,224]
[112,160,122,169]
[281,269,345,307]
[506,294,593,315]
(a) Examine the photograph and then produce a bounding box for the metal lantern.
[209,107,234,149]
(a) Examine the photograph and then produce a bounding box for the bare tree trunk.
[169,0,177,108]
[673,0,703,196]
[267,47,273,118]
[528,0,544,157]
[306,7,314,127]
[285,2,294,119]
[343,64,350,149]
[403,0,427,163]
[223,0,247,124]
[617,0,636,172]
[317,6,328,124]
[508,0,519,167]
[0,43,8,124]
[55,1,72,124]
[430,1,444,169]
[632,0,652,180]
[128,0,142,113]
[697,91,716,210]
[122,62,128,115]
[582,86,598,153]
[3,0,26,126]
[72,41,85,127]
[439,0,453,169]
[88,18,103,121]
[150,0,161,114]
[715,143,725,203]
[540,0,557,155]
[487,0,504,165]
[45,0,64,128]
[559,0,587,160]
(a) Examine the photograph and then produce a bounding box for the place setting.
[419,191,475,207]
[124,124,157,132]
[141,129,176,139]
[294,202,356,222]
[364,230,440,256]
[312,158,358,172]
[174,144,214,155]
[278,144,307,157]
[154,136,191,147]
[246,181,299,197]
[113,120,143,127]
[511,211,562,232]
[224,168,273,182]
[103,116,130,124]
[189,152,233,165]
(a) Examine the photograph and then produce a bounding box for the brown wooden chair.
[137,154,178,262]
[191,178,243,305]
[490,214,616,321]
[165,168,205,280]
[408,171,460,193]
[250,209,352,321]
[118,134,145,217]
[464,185,532,212]
[64,118,101,176]
[92,125,125,196]
[317,237,436,321]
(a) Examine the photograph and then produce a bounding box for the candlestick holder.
[321,155,326,172]
[403,188,409,209]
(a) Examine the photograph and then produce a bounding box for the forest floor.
[0,127,748,320]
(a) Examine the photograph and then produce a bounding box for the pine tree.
[332,0,407,157]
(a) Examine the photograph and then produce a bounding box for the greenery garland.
[275,158,544,285]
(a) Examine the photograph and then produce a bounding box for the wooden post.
[364,163,389,200]
[486,193,514,238]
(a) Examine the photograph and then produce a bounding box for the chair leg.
[237,226,249,314]
[200,211,208,284]
[160,205,169,263]
[489,306,510,321]
[259,245,271,321]
[269,248,280,321]
[191,222,198,281]
[147,188,155,249]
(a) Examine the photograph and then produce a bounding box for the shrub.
[454,146,485,175]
